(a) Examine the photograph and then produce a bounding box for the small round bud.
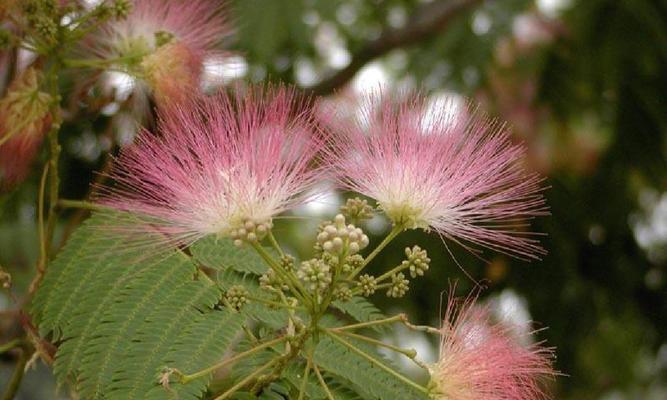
[233,239,243,247]
[386,273,409,298]
[341,197,375,222]
[225,285,249,310]
[404,246,430,278]
[334,285,353,302]
[357,274,377,297]
[297,259,332,293]
[246,232,257,242]
[111,0,133,19]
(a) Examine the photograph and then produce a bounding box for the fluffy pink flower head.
[325,92,547,259]
[0,68,53,193]
[96,86,325,250]
[86,0,229,105]
[430,293,555,400]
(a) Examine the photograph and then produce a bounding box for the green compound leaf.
[31,213,245,400]
[331,296,387,331]
[191,235,277,274]
[313,336,428,400]
[216,268,290,329]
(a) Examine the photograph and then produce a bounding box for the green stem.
[251,242,311,307]
[348,225,403,280]
[297,357,312,400]
[1,342,29,400]
[401,320,441,335]
[56,199,106,211]
[330,314,404,332]
[245,294,305,311]
[267,231,285,258]
[324,330,428,394]
[0,339,23,354]
[37,165,49,274]
[332,330,428,370]
[350,282,392,297]
[180,336,288,384]
[212,356,282,400]
[375,262,411,283]
[312,362,334,400]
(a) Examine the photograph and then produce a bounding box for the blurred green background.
[1,0,666,399]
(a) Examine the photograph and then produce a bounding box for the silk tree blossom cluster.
[96,87,555,399]
[324,93,548,260]
[430,293,555,400]
[96,87,325,250]
[82,0,229,105]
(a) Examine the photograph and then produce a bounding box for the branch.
[307,0,484,95]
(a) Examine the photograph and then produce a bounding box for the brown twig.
[306,0,484,96]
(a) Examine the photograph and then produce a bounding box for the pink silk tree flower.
[0,68,53,193]
[83,0,230,106]
[430,294,555,400]
[95,86,325,251]
[324,92,548,260]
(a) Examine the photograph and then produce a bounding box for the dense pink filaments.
[94,0,229,59]
[96,87,325,250]
[433,295,555,400]
[325,92,548,260]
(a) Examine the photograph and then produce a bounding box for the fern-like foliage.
[332,296,387,330]
[314,337,429,400]
[216,269,290,328]
[31,214,245,399]
[192,235,275,274]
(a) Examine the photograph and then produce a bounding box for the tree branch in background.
[307,0,483,96]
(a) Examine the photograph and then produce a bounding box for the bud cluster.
[296,259,332,294]
[340,197,374,222]
[259,255,294,292]
[386,273,409,298]
[224,285,249,311]
[230,217,273,247]
[402,246,430,278]
[358,274,377,297]
[317,214,369,255]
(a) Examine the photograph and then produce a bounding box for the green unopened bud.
[341,197,374,222]
[343,254,364,273]
[403,246,430,278]
[280,254,295,271]
[297,259,332,293]
[259,269,288,292]
[32,16,58,42]
[112,0,132,19]
[321,252,339,268]
[386,273,409,298]
[357,274,377,297]
[334,285,353,302]
[225,285,249,310]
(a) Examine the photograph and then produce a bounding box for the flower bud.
[224,285,249,310]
